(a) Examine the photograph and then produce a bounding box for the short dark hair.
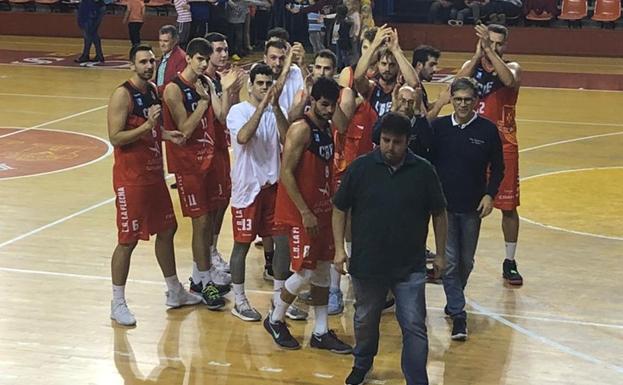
[311,77,340,103]
[314,49,337,69]
[205,32,227,44]
[266,27,289,42]
[379,112,411,139]
[361,27,378,43]
[129,44,153,63]
[376,47,395,63]
[250,63,274,83]
[488,24,509,40]
[412,45,440,67]
[264,39,288,54]
[450,77,478,96]
[186,38,213,58]
[159,25,178,40]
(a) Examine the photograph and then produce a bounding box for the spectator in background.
[306,0,325,53]
[173,0,192,49]
[331,4,353,70]
[345,0,361,61]
[270,0,287,28]
[75,0,106,63]
[189,0,214,40]
[123,0,145,47]
[482,0,522,24]
[155,25,187,94]
[449,0,488,26]
[227,0,250,61]
[428,0,464,24]
[250,0,271,50]
[286,0,310,48]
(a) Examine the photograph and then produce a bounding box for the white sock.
[330,265,341,291]
[273,279,285,305]
[505,242,517,261]
[192,261,202,283]
[112,285,125,303]
[345,241,352,257]
[200,269,212,286]
[313,305,329,335]
[164,275,181,291]
[271,295,289,323]
[233,283,245,304]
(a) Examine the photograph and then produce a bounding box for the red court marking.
[0,127,109,179]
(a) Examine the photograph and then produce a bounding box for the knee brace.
[284,269,312,295]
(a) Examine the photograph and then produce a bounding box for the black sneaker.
[345,366,370,385]
[170,183,177,189]
[426,266,442,284]
[263,314,301,350]
[310,330,352,354]
[189,278,226,310]
[189,277,231,296]
[503,259,523,286]
[451,318,468,341]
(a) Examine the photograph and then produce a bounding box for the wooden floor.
[0,36,622,385]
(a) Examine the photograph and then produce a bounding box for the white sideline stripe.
[519,131,623,153]
[519,167,623,241]
[467,299,623,375]
[517,118,623,127]
[0,92,108,101]
[2,266,623,330]
[0,104,108,139]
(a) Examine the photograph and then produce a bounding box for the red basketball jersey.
[112,80,164,186]
[275,115,334,227]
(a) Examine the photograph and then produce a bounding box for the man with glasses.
[430,77,504,341]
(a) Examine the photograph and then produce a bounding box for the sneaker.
[310,330,352,354]
[382,296,395,313]
[298,290,313,303]
[189,277,230,296]
[345,366,371,385]
[231,54,241,62]
[263,265,274,281]
[231,298,262,322]
[451,318,468,341]
[328,288,344,315]
[165,285,203,308]
[286,303,308,320]
[425,248,436,263]
[189,278,226,310]
[170,183,177,189]
[211,249,230,273]
[426,267,442,284]
[503,259,523,286]
[110,300,136,326]
[263,313,301,349]
[210,265,232,286]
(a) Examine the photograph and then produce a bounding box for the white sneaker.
[210,265,232,286]
[166,284,203,308]
[286,303,308,320]
[211,249,230,273]
[231,297,262,322]
[110,300,136,326]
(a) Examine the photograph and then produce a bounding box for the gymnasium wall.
[1,12,622,57]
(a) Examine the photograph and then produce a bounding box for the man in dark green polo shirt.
[332,112,448,385]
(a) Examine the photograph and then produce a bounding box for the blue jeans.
[443,211,482,320]
[352,271,429,385]
[80,6,105,60]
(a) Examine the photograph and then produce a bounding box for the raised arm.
[163,80,210,138]
[107,87,157,146]
[354,24,392,97]
[387,29,420,88]
[332,87,356,135]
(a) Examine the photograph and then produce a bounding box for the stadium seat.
[35,0,61,12]
[145,0,172,16]
[558,0,588,27]
[523,0,558,25]
[591,0,621,28]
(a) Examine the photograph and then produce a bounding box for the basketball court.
[0,35,622,385]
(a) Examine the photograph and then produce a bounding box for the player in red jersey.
[162,38,233,310]
[203,32,245,274]
[108,44,202,326]
[457,23,524,285]
[263,77,352,354]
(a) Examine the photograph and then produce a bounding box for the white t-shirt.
[227,101,287,208]
[279,65,304,112]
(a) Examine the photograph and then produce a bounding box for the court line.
[467,299,623,375]
[519,131,623,153]
[517,119,623,128]
[519,166,623,241]
[1,266,622,331]
[0,126,114,182]
[0,104,108,139]
[0,92,108,101]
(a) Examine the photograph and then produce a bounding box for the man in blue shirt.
[430,77,504,341]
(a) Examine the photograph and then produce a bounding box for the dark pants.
[128,22,142,46]
[79,6,105,60]
[177,21,191,49]
[482,0,522,17]
[228,22,244,55]
[251,8,271,47]
[443,211,482,320]
[269,0,286,28]
[190,19,208,39]
[352,271,429,385]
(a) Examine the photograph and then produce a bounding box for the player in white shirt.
[226,63,290,321]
